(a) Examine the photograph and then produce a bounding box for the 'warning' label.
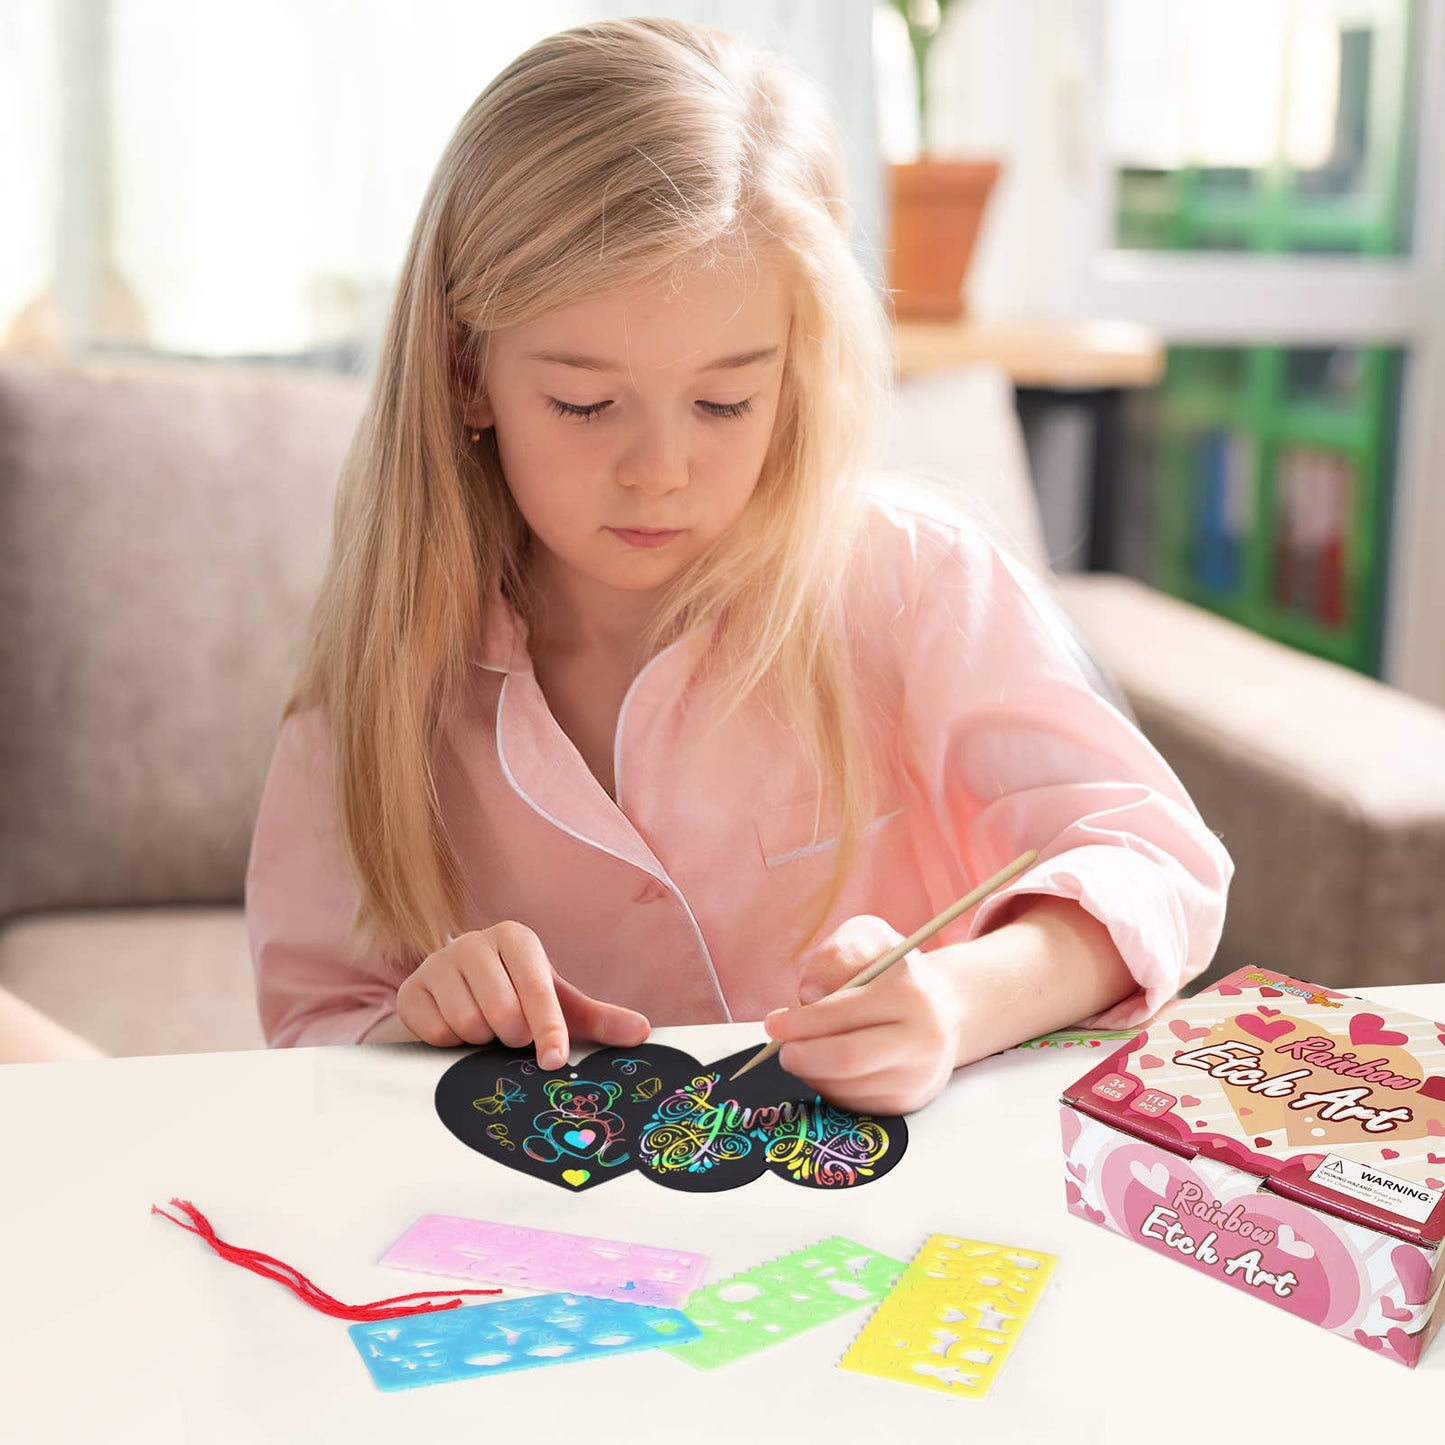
[1308,1153,1441,1224]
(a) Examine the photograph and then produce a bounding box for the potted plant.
[884,0,1000,321]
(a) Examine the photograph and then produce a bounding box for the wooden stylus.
[727,848,1040,1082]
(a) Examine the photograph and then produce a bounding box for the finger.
[796,916,901,1004]
[778,1030,947,1114]
[398,979,467,1048]
[555,974,651,1047]
[765,969,913,1043]
[801,1065,933,1117]
[492,925,569,1068]
[429,961,509,1046]
[796,951,867,1006]
[777,1020,913,1086]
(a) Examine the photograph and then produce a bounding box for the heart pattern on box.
[1235,1012,1295,1044]
[1274,1224,1314,1259]
[1169,1020,1210,1043]
[435,1042,908,1193]
[1213,1013,1439,1149]
[1393,1243,1434,1306]
[1349,1013,1409,1048]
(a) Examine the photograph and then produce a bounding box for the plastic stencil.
[838,1235,1057,1399]
[380,1214,709,1308]
[348,1293,700,1391]
[667,1235,904,1371]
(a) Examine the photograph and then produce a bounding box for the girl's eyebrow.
[526,345,780,373]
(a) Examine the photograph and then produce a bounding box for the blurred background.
[5,0,1441,694]
[2,1,1443,1058]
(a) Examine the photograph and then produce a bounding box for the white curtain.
[0,0,880,367]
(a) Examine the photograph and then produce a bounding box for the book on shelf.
[1273,448,1352,628]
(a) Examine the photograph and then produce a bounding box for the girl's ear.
[448,322,495,430]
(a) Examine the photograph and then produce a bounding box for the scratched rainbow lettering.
[638,1073,892,1184]
[639,1074,756,1173]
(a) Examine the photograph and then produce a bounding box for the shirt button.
[633,879,669,904]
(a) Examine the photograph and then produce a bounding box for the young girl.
[246,17,1233,1115]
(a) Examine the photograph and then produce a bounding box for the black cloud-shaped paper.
[435,1042,908,1193]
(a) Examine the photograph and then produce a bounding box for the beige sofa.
[3,351,1443,1058]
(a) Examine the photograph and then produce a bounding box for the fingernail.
[764,1007,787,1036]
[798,984,823,1005]
[540,1045,565,1070]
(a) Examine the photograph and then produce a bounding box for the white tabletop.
[3,983,1441,1443]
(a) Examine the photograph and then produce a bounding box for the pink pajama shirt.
[246,492,1233,1047]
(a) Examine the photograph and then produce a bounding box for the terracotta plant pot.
[887,158,1001,322]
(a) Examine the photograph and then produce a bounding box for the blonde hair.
[286,17,895,967]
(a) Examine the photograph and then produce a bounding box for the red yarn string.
[151,1198,501,1322]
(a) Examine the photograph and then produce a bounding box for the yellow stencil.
[837,1234,1056,1399]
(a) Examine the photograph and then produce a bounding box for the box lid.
[1061,967,1445,1247]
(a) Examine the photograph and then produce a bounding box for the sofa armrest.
[1053,572,1445,992]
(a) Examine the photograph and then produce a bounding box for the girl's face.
[472,262,790,609]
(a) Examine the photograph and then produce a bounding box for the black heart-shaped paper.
[435,1042,907,1193]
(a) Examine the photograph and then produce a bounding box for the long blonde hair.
[287,17,895,966]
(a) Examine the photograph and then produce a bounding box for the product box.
[1060,966,1445,1366]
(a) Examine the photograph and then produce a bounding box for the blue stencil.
[348,1292,702,1391]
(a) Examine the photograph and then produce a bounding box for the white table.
[3,985,1441,1443]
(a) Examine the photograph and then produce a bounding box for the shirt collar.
[473,589,718,679]
[474,590,532,675]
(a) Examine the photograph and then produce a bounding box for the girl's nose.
[618,421,688,495]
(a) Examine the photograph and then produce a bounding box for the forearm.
[931,894,1137,1066]
[359,1010,420,1044]
[0,987,104,1064]
[264,994,414,1047]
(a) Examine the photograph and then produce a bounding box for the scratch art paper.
[838,1235,1057,1399]
[379,1214,708,1307]
[666,1236,904,1370]
[348,1292,700,1391]
[434,1042,908,1193]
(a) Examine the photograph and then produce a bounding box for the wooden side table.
[894,318,1166,572]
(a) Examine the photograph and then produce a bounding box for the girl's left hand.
[763,914,965,1115]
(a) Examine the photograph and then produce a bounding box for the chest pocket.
[755,792,905,869]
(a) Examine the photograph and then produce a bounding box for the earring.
[469,428,481,442]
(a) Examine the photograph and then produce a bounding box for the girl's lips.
[608,527,684,549]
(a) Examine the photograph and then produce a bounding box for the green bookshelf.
[1115,0,1415,677]
[1154,344,1401,675]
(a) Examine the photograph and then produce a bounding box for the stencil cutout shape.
[839,1235,1057,1399]
[348,1293,700,1391]
[379,1215,708,1308]
[667,1236,904,1370]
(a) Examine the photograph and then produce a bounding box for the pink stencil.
[379,1214,709,1308]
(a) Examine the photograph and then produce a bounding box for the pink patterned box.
[1060,967,1445,1366]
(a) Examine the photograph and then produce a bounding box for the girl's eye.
[700,398,754,419]
[548,398,609,422]
[546,397,755,423]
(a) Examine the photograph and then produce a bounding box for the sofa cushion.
[0,905,264,1056]
[886,364,1050,574]
[1056,571,1445,991]
[0,354,364,917]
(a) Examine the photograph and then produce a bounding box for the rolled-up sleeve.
[899,519,1235,1026]
[245,709,404,1047]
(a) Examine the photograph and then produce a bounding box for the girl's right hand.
[392,923,651,1066]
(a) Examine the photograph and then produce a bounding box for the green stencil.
[1015,1028,1137,1050]
[667,1235,904,1370]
